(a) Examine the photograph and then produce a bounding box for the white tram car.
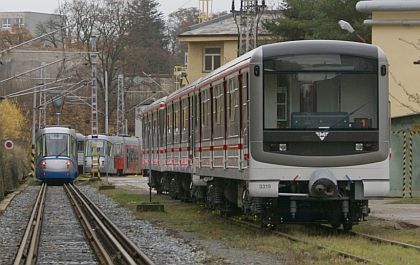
[140,40,390,230]
[84,135,142,175]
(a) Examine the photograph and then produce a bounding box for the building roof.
[356,0,420,13]
[179,11,280,37]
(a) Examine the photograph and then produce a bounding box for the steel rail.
[63,184,114,265]
[318,224,420,252]
[351,230,420,251]
[13,183,47,265]
[319,225,420,251]
[73,184,155,265]
[229,218,385,265]
[65,184,155,265]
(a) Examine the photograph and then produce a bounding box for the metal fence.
[390,130,420,197]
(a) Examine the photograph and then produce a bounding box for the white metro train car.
[140,40,389,230]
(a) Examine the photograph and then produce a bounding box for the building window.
[203,47,221,72]
[15,18,24,28]
[2,18,11,28]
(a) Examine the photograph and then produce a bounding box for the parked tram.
[35,126,78,182]
[84,135,142,175]
[140,40,390,230]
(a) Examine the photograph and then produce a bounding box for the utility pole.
[90,32,99,135]
[104,71,109,135]
[38,62,46,128]
[231,0,266,56]
[116,74,125,135]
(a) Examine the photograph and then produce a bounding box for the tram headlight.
[279,144,288,152]
[355,143,364,151]
[41,161,47,168]
[66,161,71,169]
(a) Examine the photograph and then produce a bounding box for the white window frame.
[2,18,11,29]
[16,18,24,28]
[203,47,221,72]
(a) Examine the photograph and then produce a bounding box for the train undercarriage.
[147,171,369,231]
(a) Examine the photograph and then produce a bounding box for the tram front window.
[44,134,69,157]
[263,54,378,130]
[85,140,106,156]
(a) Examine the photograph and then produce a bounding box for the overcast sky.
[0,0,281,18]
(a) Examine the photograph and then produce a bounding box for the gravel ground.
[99,177,286,265]
[0,186,40,264]
[79,185,207,265]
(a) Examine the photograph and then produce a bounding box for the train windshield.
[85,139,109,156]
[44,133,70,157]
[263,54,378,130]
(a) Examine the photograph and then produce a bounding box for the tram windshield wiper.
[323,102,369,132]
[56,148,68,158]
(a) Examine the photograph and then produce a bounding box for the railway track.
[317,224,420,252]
[64,183,155,265]
[12,183,154,265]
[228,217,387,265]
[13,183,47,265]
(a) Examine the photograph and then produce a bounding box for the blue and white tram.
[35,126,78,182]
[141,40,390,230]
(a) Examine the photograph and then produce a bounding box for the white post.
[105,71,109,135]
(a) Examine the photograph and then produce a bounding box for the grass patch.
[387,197,420,204]
[95,185,369,265]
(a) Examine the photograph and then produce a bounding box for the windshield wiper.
[56,148,68,158]
[323,102,369,132]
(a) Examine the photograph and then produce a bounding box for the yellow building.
[357,1,420,118]
[177,13,277,83]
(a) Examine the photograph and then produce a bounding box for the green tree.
[124,0,170,74]
[264,0,371,42]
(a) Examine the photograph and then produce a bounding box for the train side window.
[182,98,189,143]
[201,89,211,140]
[36,137,42,157]
[213,83,224,139]
[174,100,180,143]
[167,104,173,145]
[227,77,240,137]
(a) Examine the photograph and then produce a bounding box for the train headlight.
[355,143,364,151]
[41,161,47,168]
[66,161,71,169]
[279,144,287,152]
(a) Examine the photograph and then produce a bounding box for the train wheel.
[343,221,353,231]
[169,178,178,199]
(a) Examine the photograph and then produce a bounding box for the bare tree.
[58,0,131,132]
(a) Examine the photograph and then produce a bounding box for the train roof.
[36,126,76,137]
[261,40,380,59]
[140,40,381,115]
[85,134,140,145]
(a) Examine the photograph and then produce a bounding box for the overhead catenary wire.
[5,77,72,98]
